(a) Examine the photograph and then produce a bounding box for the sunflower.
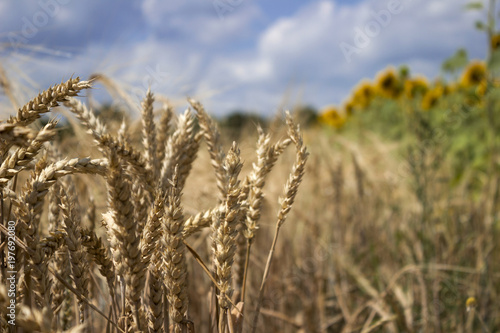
[318,106,346,129]
[343,99,355,116]
[351,80,376,109]
[434,79,455,96]
[421,85,444,110]
[460,61,487,87]
[375,67,402,99]
[476,80,488,97]
[492,33,500,50]
[466,297,477,312]
[404,76,429,99]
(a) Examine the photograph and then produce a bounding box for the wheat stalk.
[0,63,19,110]
[251,112,308,332]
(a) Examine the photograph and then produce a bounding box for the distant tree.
[293,105,318,127]
[95,103,130,124]
[220,111,267,140]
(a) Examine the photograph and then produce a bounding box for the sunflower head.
[466,297,477,312]
[460,61,487,87]
[404,76,429,99]
[421,85,443,110]
[319,106,346,129]
[434,79,454,96]
[492,33,500,50]
[352,80,375,109]
[476,80,488,97]
[344,99,355,116]
[375,67,402,99]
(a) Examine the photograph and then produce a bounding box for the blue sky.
[0,0,488,117]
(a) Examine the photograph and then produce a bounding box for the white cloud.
[141,0,261,45]
[194,0,486,112]
[0,0,489,117]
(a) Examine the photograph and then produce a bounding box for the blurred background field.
[2,0,500,332]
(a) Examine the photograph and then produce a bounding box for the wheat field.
[0,60,499,333]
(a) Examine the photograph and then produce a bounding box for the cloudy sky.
[0,0,488,116]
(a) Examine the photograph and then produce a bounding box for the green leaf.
[475,20,487,30]
[465,2,484,10]
[488,48,500,71]
[442,48,469,73]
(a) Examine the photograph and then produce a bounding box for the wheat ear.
[15,157,106,311]
[211,142,243,332]
[141,89,159,179]
[64,97,154,194]
[50,233,70,318]
[183,206,221,238]
[189,98,227,200]
[0,120,57,189]
[0,123,35,156]
[9,77,91,127]
[60,188,89,324]
[148,255,164,333]
[161,170,189,332]
[102,150,145,330]
[157,103,174,164]
[160,108,201,192]
[141,191,166,268]
[80,228,116,299]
